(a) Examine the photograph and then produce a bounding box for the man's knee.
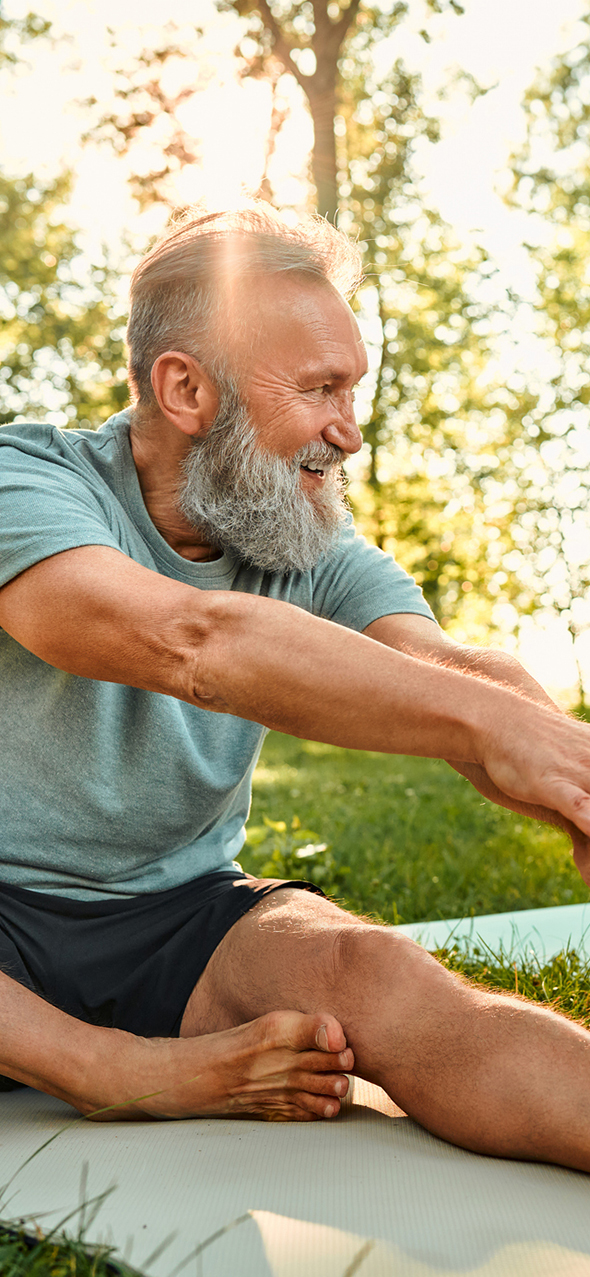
[332,921,421,990]
[330,922,461,1020]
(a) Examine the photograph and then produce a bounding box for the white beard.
[178,377,349,574]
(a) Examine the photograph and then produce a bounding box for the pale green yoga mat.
[396,899,590,961]
[0,903,589,1276]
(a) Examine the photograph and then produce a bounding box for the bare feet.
[84,1010,354,1123]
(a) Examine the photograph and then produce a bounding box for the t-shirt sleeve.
[311,518,437,632]
[0,443,123,588]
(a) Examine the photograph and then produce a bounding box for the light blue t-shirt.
[0,411,435,899]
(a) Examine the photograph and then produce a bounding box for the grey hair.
[126,205,363,410]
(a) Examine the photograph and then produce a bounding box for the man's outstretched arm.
[2,544,590,840]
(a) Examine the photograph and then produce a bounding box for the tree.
[0,6,128,427]
[0,170,128,426]
[508,12,590,699]
[82,1,466,220]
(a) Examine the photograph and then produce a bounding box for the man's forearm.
[195,592,590,840]
[193,590,510,761]
[436,643,559,711]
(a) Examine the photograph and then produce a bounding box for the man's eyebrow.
[303,367,368,384]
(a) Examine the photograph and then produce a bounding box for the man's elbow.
[174,589,259,711]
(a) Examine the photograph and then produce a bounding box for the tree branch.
[334,0,362,49]
[255,0,308,90]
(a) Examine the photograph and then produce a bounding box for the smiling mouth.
[300,463,327,479]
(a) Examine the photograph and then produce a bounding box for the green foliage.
[80,24,209,212]
[335,41,535,636]
[507,15,590,691]
[0,4,51,68]
[0,7,128,428]
[241,733,588,924]
[0,170,128,427]
[245,814,350,894]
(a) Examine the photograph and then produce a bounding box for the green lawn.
[241,731,589,926]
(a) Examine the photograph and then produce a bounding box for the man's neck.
[128,413,221,563]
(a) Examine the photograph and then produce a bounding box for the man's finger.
[550,784,590,839]
[314,1016,347,1053]
[260,1010,347,1056]
[571,829,590,886]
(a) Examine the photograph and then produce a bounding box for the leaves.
[245,813,350,891]
[0,170,127,427]
[505,17,590,693]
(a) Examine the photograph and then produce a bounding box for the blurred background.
[2,0,590,705]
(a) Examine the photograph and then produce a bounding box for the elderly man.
[2,207,590,1170]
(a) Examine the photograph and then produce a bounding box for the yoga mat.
[395,900,590,961]
[2,902,590,1275]
[1,1077,589,1275]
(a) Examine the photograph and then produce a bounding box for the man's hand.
[448,758,590,885]
[476,701,590,840]
[366,612,590,882]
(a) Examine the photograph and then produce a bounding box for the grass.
[0,1170,138,1277]
[0,1224,135,1277]
[434,943,590,1028]
[241,731,590,926]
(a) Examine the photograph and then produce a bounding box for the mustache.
[291,440,347,471]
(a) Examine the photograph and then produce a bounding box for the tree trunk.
[307,82,339,221]
[575,645,586,711]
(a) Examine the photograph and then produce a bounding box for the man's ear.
[150,351,219,438]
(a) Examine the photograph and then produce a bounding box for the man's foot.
[85,1010,354,1122]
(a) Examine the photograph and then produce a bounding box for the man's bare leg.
[180,889,590,1172]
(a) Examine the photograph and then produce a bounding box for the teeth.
[302,462,325,472]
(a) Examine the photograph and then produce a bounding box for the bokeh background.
[2,0,590,704]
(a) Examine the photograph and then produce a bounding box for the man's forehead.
[246,275,367,374]
[247,272,351,327]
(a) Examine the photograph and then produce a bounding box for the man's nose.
[322,393,363,455]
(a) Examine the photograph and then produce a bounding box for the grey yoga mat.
[1,903,590,1276]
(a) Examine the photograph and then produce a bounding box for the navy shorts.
[0,871,322,1088]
